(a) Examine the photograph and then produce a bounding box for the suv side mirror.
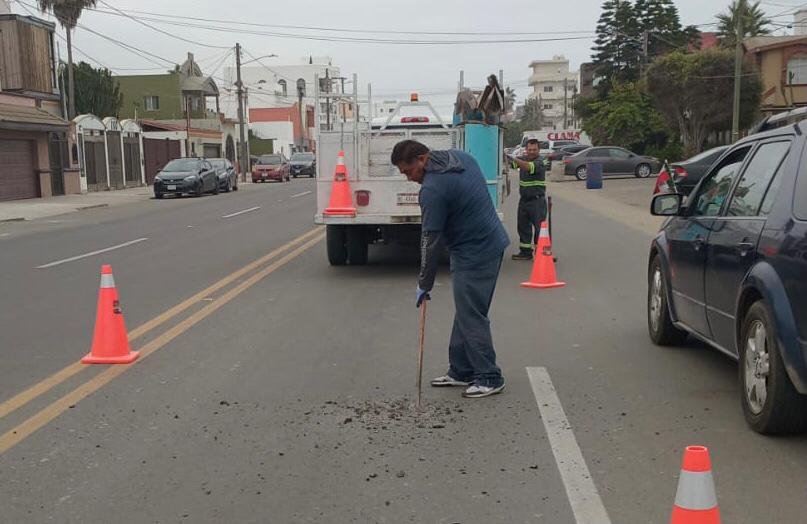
[651,193,683,216]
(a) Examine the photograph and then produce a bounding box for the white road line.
[222,206,261,219]
[526,367,611,524]
[290,190,312,199]
[37,238,149,269]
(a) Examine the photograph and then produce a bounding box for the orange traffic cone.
[521,222,566,289]
[324,150,357,217]
[670,446,721,524]
[82,265,139,364]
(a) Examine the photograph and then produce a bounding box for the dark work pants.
[447,254,505,388]
[516,195,547,252]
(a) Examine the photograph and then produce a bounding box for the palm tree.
[716,0,771,48]
[38,0,97,119]
[504,86,516,113]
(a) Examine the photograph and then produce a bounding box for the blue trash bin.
[586,162,603,190]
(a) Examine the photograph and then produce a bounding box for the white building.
[219,56,342,126]
[528,55,579,130]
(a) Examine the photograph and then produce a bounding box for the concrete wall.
[118,74,184,120]
[755,45,807,110]
[252,121,294,157]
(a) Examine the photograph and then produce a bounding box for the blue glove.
[416,286,431,308]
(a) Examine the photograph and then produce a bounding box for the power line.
[84,5,595,37]
[95,0,231,50]
[75,8,596,45]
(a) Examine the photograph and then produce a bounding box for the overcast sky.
[12,0,803,112]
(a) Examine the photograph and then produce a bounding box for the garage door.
[203,144,221,159]
[0,140,37,201]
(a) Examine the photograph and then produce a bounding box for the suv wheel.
[326,225,348,266]
[635,163,652,178]
[740,301,807,434]
[647,256,688,346]
[575,166,588,181]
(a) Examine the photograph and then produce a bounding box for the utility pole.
[563,78,568,129]
[235,43,249,181]
[185,94,192,156]
[340,77,346,123]
[731,0,745,142]
[325,68,331,131]
[641,30,649,74]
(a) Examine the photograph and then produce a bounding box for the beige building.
[744,35,807,115]
[528,55,579,130]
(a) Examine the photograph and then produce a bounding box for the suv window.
[727,141,791,217]
[797,147,807,220]
[692,146,751,217]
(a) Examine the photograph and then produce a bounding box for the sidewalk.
[0,187,154,222]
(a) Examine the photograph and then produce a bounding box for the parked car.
[648,108,807,434]
[252,154,290,183]
[667,146,731,195]
[290,152,316,178]
[564,146,659,180]
[542,139,579,158]
[154,158,219,198]
[210,158,238,192]
[549,144,589,162]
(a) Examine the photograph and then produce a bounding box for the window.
[727,141,791,217]
[543,86,553,93]
[796,147,807,220]
[296,78,306,97]
[278,79,287,96]
[144,96,159,111]
[693,146,751,217]
[543,104,553,110]
[787,55,807,84]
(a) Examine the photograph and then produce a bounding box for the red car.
[252,154,290,183]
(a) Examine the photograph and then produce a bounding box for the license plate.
[397,193,419,205]
[167,185,176,190]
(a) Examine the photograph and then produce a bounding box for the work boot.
[511,251,533,261]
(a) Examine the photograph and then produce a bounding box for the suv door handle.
[693,236,705,251]
[737,240,755,257]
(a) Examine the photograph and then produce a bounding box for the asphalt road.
[0,177,805,523]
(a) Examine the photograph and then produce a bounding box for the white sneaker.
[430,375,471,387]
[462,383,505,398]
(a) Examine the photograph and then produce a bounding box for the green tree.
[38,0,98,119]
[646,49,762,155]
[717,1,771,48]
[580,81,668,153]
[69,61,122,116]
[503,97,544,147]
[635,0,699,57]
[592,0,642,88]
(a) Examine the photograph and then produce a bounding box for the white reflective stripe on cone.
[674,471,718,510]
[539,226,551,238]
[100,274,116,289]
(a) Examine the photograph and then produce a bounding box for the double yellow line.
[0,227,324,454]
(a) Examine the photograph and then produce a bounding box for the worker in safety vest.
[392,139,509,399]
[508,138,547,260]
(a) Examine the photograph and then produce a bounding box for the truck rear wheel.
[347,226,369,265]
[326,225,348,266]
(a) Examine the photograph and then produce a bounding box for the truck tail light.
[673,166,688,179]
[355,190,371,207]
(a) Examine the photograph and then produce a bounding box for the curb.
[76,204,110,211]
[0,217,26,223]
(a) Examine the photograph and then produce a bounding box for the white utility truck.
[314,77,509,265]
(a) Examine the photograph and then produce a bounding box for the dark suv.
[648,108,807,434]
